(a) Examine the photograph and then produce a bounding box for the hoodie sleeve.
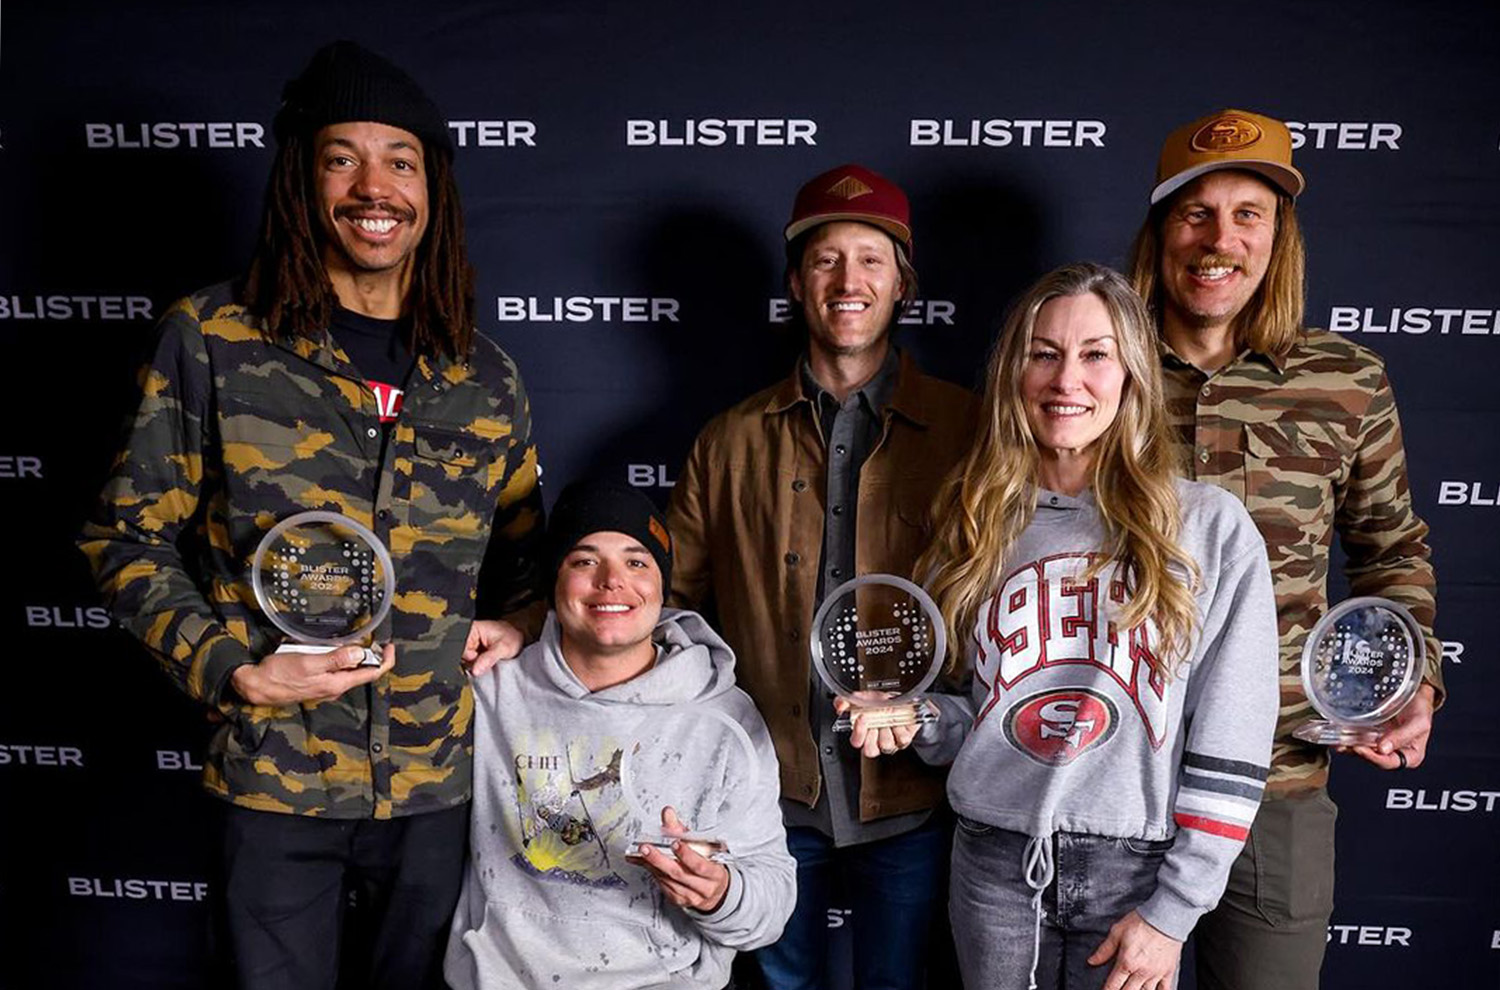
[689,691,796,950]
[913,657,979,766]
[1138,520,1278,941]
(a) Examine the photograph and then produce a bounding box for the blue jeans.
[755,816,950,990]
[949,816,1174,990]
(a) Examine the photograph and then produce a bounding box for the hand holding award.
[810,574,945,733]
[1292,596,1427,747]
[250,511,395,669]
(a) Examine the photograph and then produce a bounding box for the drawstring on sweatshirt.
[1021,834,1055,990]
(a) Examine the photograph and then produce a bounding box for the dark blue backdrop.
[2,3,1496,988]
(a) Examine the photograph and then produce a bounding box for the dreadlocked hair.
[242,130,476,361]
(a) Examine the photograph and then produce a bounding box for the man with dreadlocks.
[78,42,543,990]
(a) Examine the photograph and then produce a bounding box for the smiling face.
[313,121,430,294]
[1158,170,1278,335]
[789,221,905,362]
[1022,292,1128,476]
[554,530,663,663]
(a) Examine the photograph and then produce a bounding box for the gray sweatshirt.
[915,480,1278,940]
[445,608,795,990]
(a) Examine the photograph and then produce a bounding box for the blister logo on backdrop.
[0,294,153,321]
[626,119,817,146]
[1327,924,1412,947]
[1437,482,1500,507]
[496,296,681,323]
[0,456,43,479]
[0,743,84,767]
[1286,121,1401,150]
[447,120,537,147]
[1328,306,1498,336]
[909,118,1106,147]
[84,122,266,149]
[767,298,956,326]
[1386,788,1500,812]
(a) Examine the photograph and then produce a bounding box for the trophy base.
[832,702,937,733]
[1292,720,1385,747]
[279,643,384,668]
[626,834,732,863]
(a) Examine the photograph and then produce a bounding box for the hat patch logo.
[827,175,874,200]
[648,516,672,555]
[1190,115,1262,153]
[1003,688,1118,766]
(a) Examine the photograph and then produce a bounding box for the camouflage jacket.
[1161,328,1441,796]
[79,282,543,819]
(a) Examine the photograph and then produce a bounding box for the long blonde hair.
[1127,184,1306,358]
[918,263,1199,676]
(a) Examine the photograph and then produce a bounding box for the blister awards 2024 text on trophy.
[810,574,945,733]
[1292,596,1426,747]
[622,704,758,863]
[250,511,395,669]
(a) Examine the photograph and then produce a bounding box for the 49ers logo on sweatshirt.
[1003,689,1118,766]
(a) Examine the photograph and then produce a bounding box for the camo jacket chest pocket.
[1239,420,1346,561]
[395,421,506,555]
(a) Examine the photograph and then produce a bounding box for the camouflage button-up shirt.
[79,283,543,819]
[1161,328,1442,795]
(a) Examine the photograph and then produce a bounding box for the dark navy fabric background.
[1,3,1496,987]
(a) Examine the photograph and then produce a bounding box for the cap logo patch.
[648,516,672,555]
[1190,114,1262,153]
[1003,688,1118,766]
[827,175,874,200]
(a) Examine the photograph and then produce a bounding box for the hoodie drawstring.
[1021,834,1055,990]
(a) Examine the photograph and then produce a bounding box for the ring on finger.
[1396,749,1408,769]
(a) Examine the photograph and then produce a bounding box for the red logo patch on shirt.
[1003,688,1118,766]
[368,380,404,423]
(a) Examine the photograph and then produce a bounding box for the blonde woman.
[909,263,1278,990]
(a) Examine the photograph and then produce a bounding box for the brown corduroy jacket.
[666,351,978,822]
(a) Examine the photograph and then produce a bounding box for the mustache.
[334,203,417,223]
[1192,253,1244,269]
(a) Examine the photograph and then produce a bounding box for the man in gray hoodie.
[445,481,795,990]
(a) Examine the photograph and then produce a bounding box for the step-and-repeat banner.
[2,3,1496,988]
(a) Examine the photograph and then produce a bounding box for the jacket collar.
[763,348,933,428]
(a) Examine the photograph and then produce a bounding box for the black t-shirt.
[328,306,414,424]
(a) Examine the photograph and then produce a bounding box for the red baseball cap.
[784,163,913,255]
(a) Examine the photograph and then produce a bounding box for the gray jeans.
[949,816,1174,990]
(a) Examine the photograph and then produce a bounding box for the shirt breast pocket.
[401,423,503,551]
[1241,421,1344,566]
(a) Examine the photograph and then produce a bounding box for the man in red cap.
[667,164,976,988]
[1127,109,1443,990]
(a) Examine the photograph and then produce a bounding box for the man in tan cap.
[666,163,976,988]
[1127,109,1445,990]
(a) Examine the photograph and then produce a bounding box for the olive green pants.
[1194,789,1338,990]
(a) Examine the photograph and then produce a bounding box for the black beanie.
[273,40,453,154]
[545,481,673,594]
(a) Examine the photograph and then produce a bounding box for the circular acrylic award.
[250,511,395,667]
[620,704,759,864]
[809,573,946,732]
[1293,596,1426,747]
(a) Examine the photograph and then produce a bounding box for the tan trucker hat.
[1151,108,1305,204]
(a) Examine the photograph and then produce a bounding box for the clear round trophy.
[809,574,946,733]
[250,510,395,668]
[621,704,759,864]
[1292,596,1426,746]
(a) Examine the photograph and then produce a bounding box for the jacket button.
[830,568,842,579]
[371,743,384,754]
[792,479,808,493]
[785,551,800,565]
[366,427,379,439]
[377,509,390,521]
[835,444,847,456]
[823,746,834,756]
[1198,448,1211,464]
[831,505,844,516]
